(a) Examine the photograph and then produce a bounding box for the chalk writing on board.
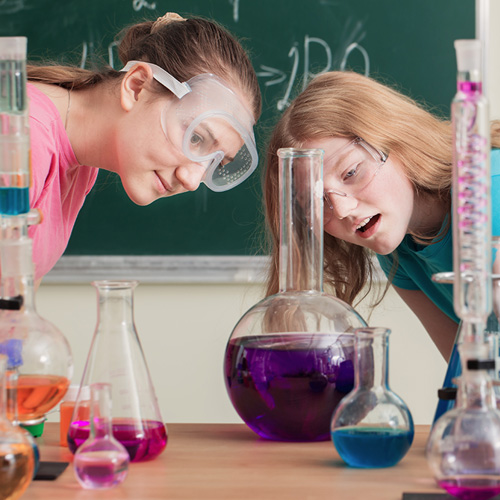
[257,32,369,111]
[0,0,25,15]
[229,0,239,22]
[132,0,156,11]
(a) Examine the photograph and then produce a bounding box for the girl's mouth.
[356,214,380,234]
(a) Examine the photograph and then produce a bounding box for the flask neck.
[278,151,324,293]
[89,383,114,440]
[354,328,389,390]
[0,217,36,312]
[459,371,497,410]
[94,283,137,329]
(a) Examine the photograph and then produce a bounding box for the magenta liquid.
[74,450,129,489]
[68,419,167,462]
[439,478,500,500]
[224,333,355,441]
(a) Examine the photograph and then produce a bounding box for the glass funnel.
[0,216,72,424]
[426,343,500,500]
[224,148,367,442]
[330,327,414,468]
[74,383,129,490]
[68,281,167,462]
[0,354,34,499]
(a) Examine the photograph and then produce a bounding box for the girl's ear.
[120,62,154,111]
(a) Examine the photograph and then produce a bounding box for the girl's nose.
[175,162,206,192]
[329,194,358,220]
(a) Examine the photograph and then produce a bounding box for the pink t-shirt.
[27,84,98,280]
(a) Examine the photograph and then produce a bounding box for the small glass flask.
[74,382,129,489]
[330,327,414,468]
[68,281,167,462]
[0,353,34,499]
[224,148,367,442]
[426,352,500,500]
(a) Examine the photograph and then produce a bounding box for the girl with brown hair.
[24,12,261,281]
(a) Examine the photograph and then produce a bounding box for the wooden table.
[23,423,446,500]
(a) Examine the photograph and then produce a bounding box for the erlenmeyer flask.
[68,281,167,462]
[0,353,34,499]
[330,327,414,468]
[224,148,367,442]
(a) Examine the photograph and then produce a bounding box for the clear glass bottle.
[426,350,500,500]
[74,382,129,490]
[0,217,73,425]
[0,353,34,499]
[68,281,167,462]
[330,327,414,468]
[224,148,367,442]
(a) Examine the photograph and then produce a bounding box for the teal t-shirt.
[376,149,500,324]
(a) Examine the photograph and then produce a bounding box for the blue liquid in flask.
[0,187,29,215]
[332,427,414,468]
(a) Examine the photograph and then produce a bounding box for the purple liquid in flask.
[225,333,355,441]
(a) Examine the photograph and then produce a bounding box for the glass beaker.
[68,281,167,462]
[0,354,34,499]
[426,351,500,500]
[0,218,73,425]
[330,327,414,468]
[224,148,367,442]
[74,383,129,490]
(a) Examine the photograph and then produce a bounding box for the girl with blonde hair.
[264,70,500,360]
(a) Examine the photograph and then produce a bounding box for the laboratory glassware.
[431,38,493,424]
[0,217,73,425]
[224,148,367,442]
[0,354,34,499]
[426,346,500,500]
[330,327,414,468]
[0,37,30,215]
[74,382,129,490]
[452,39,491,336]
[68,281,167,462]
[1,338,40,477]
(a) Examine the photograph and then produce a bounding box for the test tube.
[0,37,30,215]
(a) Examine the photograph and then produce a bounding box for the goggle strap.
[120,61,191,99]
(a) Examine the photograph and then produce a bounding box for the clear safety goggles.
[122,61,259,192]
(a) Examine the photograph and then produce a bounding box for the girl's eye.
[343,164,360,182]
[190,133,203,146]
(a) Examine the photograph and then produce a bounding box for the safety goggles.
[121,61,258,192]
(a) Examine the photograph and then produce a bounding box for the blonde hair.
[264,71,500,306]
[27,15,261,120]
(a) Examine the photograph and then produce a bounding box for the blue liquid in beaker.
[0,187,29,215]
[332,427,414,468]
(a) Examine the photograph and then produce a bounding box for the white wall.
[37,281,446,425]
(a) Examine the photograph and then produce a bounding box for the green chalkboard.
[1,0,475,257]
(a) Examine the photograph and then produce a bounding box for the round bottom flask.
[331,328,414,468]
[74,383,129,490]
[0,354,34,499]
[427,345,500,500]
[224,148,367,441]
